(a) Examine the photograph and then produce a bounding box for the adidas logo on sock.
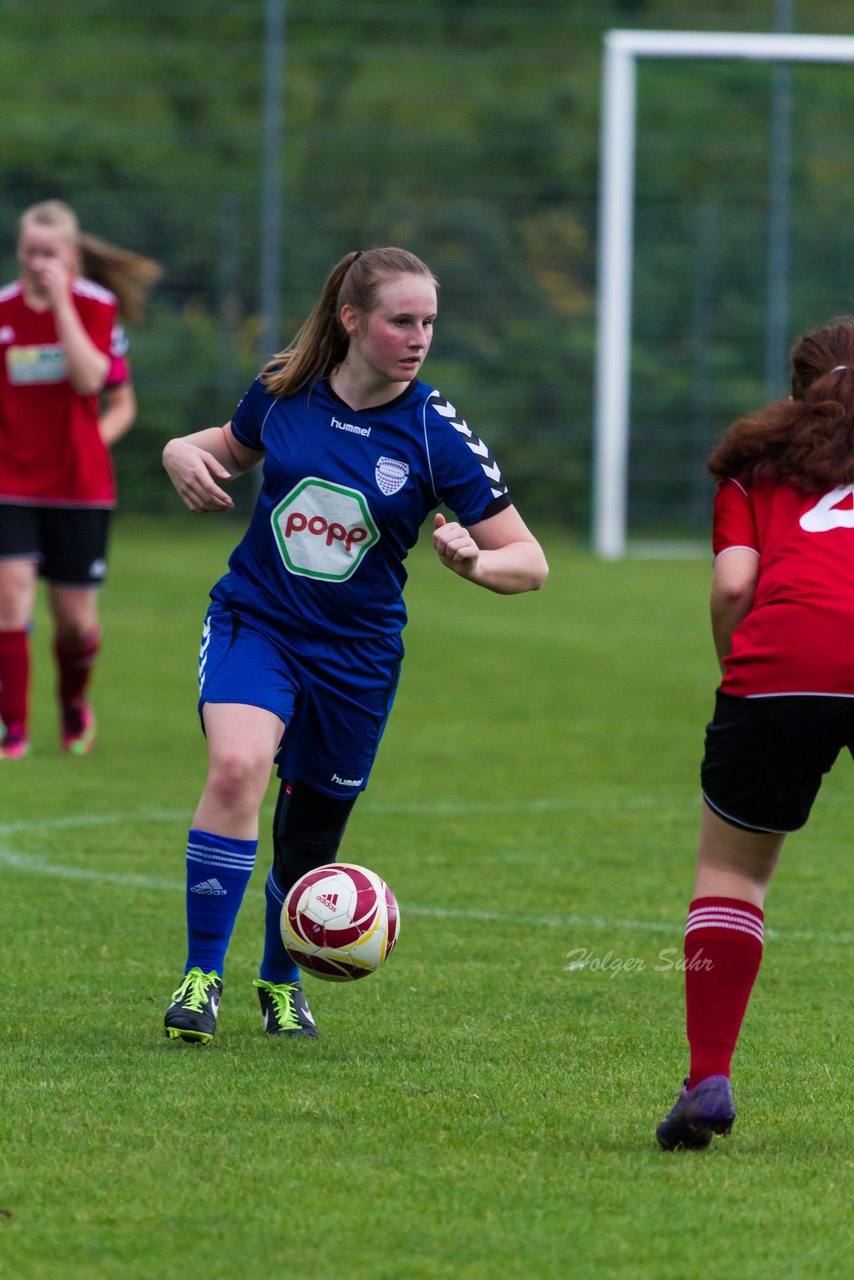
[190,878,227,896]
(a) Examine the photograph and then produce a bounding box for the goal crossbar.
[593,30,854,558]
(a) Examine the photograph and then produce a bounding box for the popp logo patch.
[270,478,379,581]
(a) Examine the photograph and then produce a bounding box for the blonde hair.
[260,247,438,399]
[18,199,163,323]
[19,199,79,247]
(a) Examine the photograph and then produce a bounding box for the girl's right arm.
[710,547,759,674]
[162,423,263,513]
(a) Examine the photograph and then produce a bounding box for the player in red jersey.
[657,317,854,1149]
[0,200,160,758]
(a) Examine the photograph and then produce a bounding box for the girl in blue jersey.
[161,247,548,1044]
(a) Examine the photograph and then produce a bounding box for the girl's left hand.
[432,512,480,579]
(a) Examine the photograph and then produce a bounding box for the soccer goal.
[593,30,854,558]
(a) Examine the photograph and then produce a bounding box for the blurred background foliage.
[2,0,853,537]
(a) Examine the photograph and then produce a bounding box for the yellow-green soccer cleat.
[254,978,318,1038]
[164,968,223,1045]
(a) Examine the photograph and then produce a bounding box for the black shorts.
[0,504,111,587]
[701,689,854,833]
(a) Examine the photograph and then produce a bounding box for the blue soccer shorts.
[197,606,402,799]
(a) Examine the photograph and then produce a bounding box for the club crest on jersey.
[375,456,409,496]
[271,477,379,581]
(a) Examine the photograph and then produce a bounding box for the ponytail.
[260,252,357,399]
[79,233,163,324]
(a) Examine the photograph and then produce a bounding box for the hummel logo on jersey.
[331,414,371,438]
[190,878,227,896]
[317,892,339,912]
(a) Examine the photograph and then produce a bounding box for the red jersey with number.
[714,476,854,696]
[0,278,127,507]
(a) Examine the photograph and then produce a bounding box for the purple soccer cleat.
[656,1075,736,1151]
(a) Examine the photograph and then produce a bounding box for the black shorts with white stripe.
[701,688,854,833]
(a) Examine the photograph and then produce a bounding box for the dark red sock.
[0,628,30,735]
[684,896,764,1088]
[54,628,101,708]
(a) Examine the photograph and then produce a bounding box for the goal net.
[593,30,854,557]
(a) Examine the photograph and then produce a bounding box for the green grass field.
[1,515,851,1280]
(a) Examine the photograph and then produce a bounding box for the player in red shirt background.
[0,199,160,759]
[657,317,854,1149]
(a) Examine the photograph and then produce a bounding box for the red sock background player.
[0,199,160,758]
[658,316,854,1148]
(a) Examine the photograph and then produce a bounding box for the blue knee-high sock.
[185,828,257,976]
[259,866,300,985]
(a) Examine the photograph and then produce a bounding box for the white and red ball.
[281,863,400,981]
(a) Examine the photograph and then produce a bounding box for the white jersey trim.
[73,277,117,305]
[256,394,278,449]
[420,397,438,503]
[714,544,759,564]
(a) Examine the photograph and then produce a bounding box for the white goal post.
[593,29,854,558]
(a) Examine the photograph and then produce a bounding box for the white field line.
[0,793,690,836]
[0,810,851,945]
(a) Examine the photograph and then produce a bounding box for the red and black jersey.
[714,476,854,696]
[0,277,126,507]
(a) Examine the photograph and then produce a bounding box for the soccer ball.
[281,863,400,981]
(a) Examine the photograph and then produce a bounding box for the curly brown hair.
[708,318,854,492]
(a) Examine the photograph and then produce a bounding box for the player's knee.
[0,576,32,625]
[54,620,96,648]
[207,749,270,811]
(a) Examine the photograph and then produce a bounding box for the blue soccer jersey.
[211,377,511,641]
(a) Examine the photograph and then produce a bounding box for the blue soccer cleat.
[656,1075,736,1150]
